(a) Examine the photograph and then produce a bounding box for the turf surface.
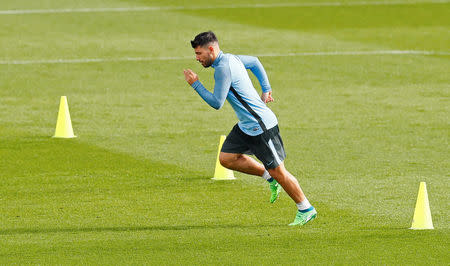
[0,0,449,264]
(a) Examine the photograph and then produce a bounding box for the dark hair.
[190,31,218,48]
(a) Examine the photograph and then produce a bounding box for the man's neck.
[211,50,222,68]
[212,49,221,62]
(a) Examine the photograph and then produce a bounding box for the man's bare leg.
[219,152,282,203]
[268,162,317,226]
[219,152,265,176]
[267,163,305,203]
[219,154,306,205]
[219,153,316,225]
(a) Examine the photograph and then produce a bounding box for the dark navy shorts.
[221,124,286,169]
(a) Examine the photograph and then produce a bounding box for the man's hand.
[183,69,199,85]
[261,91,274,103]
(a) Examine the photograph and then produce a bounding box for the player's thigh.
[219,152,242,165]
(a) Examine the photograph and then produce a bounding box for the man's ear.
[208,46,214,52]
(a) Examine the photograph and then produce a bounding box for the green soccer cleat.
[269,181,282,203]
[288,207,317,226]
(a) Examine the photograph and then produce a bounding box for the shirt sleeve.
[191,65,231,110]
[237,55,272,93]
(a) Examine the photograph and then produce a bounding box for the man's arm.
[183,67,230,110]
[237,55,271,93]
[237,55,274,103]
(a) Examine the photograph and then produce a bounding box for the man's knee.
[219,152,239,168]
[267,163,288,182]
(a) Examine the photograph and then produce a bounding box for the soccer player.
[183,31,316,226]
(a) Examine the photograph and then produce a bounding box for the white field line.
[1,50,448,65]
[0,0,449,15]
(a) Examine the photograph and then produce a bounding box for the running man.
[183,31,316,226]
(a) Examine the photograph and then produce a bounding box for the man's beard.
[202,57,213,68]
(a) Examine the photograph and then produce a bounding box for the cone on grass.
[410,182,433,230]
[212,135,235,180]
[53,96,76,138]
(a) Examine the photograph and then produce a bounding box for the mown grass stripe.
[1,50,448,65]
[0,1,448,15]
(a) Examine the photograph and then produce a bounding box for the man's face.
[194,45,214,68]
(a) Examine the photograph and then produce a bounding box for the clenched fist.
[183,69,199,85]
[261,91,274,103]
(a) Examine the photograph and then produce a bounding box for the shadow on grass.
[0,135,208,181]
[180,3,450,31]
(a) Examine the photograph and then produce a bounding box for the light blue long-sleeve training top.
[191,51,278,136]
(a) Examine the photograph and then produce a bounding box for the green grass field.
[1,0,449,264]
